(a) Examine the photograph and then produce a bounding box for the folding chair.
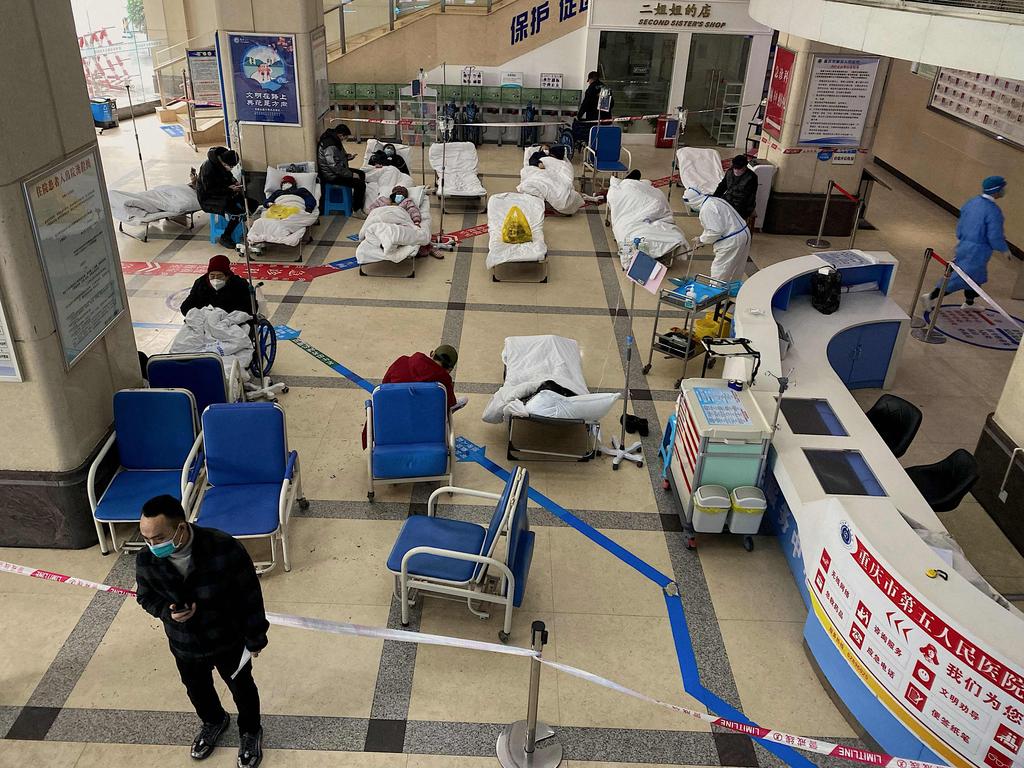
[190,402,309,574]
[387,466,535,642]
[582,126,631,193]
[365,382,455,501]
[89,389,203,554]
[146,353,244,416]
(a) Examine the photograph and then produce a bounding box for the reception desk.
[719,253,1024,768]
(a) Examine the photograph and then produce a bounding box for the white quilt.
[356,202,430,264]
[363,166,413,214]
[486,193,546,269]
[607,177,686,262]
[429,141,486,197]
[676,147,724,195]
[517,154,583,215]
[247,194,319,247]
[482,335,620,424]
[109,184,199,223]
[170,307,253,381]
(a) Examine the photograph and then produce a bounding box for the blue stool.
[208,213,241,245]
[323,184,353,216]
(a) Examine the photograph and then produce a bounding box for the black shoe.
[237,728,263,768]
[218,234,236,250]
[191,712,229,760]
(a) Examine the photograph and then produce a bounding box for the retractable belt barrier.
[0,558,951,768]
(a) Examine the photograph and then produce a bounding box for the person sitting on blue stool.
[921,175,1011,313]
[196,147,260,249]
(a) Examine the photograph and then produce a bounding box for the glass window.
[683,33,751,146]
[597,31,677,133]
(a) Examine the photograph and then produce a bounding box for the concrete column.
[214,0,327,172]
[995,346,1024,448]
[756,34,889,236]
[0,0,140,547]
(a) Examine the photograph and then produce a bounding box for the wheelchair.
[556,119,589,162]
[249,282,282,387]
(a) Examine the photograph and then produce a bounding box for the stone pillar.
[214,0,328,172]
[0,0,141,547]
[757,34,889,237]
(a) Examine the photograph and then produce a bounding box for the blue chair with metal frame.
[365,382,454,501]
[190,402,309,574]
[146,353,245,416]
[387,466,535,642]
[583,125,632,193]
[89,389,204,554]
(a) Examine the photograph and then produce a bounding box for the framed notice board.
[929,67,1024,150]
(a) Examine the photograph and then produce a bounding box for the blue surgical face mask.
[148,524,183,558]
[393,194,406,204]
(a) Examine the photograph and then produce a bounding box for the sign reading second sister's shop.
[589,0,770,34]
[639,3,726,28]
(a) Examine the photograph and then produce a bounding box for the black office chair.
[906,449,980,513]
[865,394,922,459]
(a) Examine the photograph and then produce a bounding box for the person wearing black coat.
[714,155,759,221]
[195,147,260,248]
[316,124,366,209]
[367,143,410,175]
[180,254,254,317]
[577,71,612,122]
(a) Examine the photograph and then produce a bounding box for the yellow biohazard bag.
[501,206,533,244]
[265,204,300,220]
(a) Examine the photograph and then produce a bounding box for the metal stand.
[806,180,833,249]
[911,262,951,345]
[907,247,935,329]
[666,107,686,202]
[602,279,643,470]
[233,119,289,400]
[496,621,563,768]
[124,82,147,190]
[432,63,457,253]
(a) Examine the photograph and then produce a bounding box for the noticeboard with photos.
[929,67,1024,150]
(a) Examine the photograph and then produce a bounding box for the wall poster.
[798,55,880,147]
[764,46,795,140]
[228,32,301,125]
[0,292,22,382]
[186,48,221,106]
[929,68,1024,151]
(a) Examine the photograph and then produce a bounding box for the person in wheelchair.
[180,254,253,317]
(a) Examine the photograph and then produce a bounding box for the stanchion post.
[806,180,834,249]
[911,262,951,345]
[496,621,563,767]
[908,247,934,329]
[848,195,864,249]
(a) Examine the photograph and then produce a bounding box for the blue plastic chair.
[192,402,308,574]
[387,466,535,642]
[208,213,242,244]
[147,353,244,417]
[583,126,632,192]
[89,389,203,554]
[365,382,454,501]
[323,184,353,216]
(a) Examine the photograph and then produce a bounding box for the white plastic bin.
[728,486,766,535]
[692,485,730,533]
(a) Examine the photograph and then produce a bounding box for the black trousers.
[222,195,262,240]
[175,646,261,734]
[930,286,979,303]
[329,169,366,210]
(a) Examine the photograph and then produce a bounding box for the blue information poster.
[229,33,300,126]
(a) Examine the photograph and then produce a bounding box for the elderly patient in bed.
[263,174,317,214]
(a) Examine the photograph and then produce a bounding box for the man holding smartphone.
[136,495,269,767]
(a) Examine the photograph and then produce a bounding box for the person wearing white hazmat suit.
[682,186,752,283]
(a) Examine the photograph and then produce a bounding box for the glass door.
[598,31,677,133]
[682,34,751,147]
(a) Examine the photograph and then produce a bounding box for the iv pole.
[433,61,456,252]
[124,81,148,190]
[602,240,644,470]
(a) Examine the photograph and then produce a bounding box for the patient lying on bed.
[365,186,437,259]
[264,174,316,212]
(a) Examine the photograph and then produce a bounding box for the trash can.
[655,117,679,149]
[90,98,119,130]
[692,485,730,533]
[728,486,766,534]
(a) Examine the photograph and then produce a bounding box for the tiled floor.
[2,113,1023,768]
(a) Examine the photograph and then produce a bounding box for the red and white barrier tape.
[943,259,1022,330]
[0,559,949,768]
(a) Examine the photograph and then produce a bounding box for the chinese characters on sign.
[764,47,795,140]
[540,73,564,89]
[229,33,300,126]
[186,49,221,106]
[637,1,726,27]
[461,67,483,86]
[0,295,21,382]
[512,0,588,46]
[929,68,1024,151]
[798,55,879,147]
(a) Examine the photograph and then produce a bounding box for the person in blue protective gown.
[920,176,1011,313]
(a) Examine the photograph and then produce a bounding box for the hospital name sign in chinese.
[638,4,725,28]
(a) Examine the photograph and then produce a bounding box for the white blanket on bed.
[363,166,413,214]
[607,178,686,262]
[482,335,620,424]
[429,142,486,197]
[676,147,724,195]
[247,194,319,247]
[517,156,583,215]
[170,307,252,381]
[109,184,199,223]
[487,193,546,269]
[356,204,430,264]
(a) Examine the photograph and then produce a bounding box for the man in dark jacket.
[317,124,366,209]
[714,155,759,223]
[196,147,260,249]
[367,142,410,175]
[180,254,254,317]
[136,495,268,767]
[577,71,612,122]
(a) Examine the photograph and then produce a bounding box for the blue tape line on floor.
[664,593,816,768]
[289,337,374,392]
[274,324,301,341]
[455,436,673,588]
[328,256,359,269]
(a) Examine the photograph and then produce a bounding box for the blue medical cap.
[983,175,1006,193]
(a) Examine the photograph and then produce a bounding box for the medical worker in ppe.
[921,176,1010,313]
[682,186,752,282]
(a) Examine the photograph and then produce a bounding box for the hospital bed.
[429,141,486,212]
[606,176,687,267]
[482,335,621,461]
[361,139,414,175]
[675,147,725,203]
[109,184,200,242]
[356,183,433,278]
[486,193,548,283]
[518,146,583,215]
[247,163,321,262]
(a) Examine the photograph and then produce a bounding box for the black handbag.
[811,266,842,315]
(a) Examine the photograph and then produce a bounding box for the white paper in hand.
[231,648,252,680]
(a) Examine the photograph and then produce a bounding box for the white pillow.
[362,140,413,169]
[265,166,317,196]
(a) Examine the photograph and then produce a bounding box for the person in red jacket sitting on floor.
[362,345,467,448]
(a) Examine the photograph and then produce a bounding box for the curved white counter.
[723,253,1024,768]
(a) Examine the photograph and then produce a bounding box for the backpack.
[811,266,842,315]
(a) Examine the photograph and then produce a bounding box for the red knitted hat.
[208,254,232,274]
